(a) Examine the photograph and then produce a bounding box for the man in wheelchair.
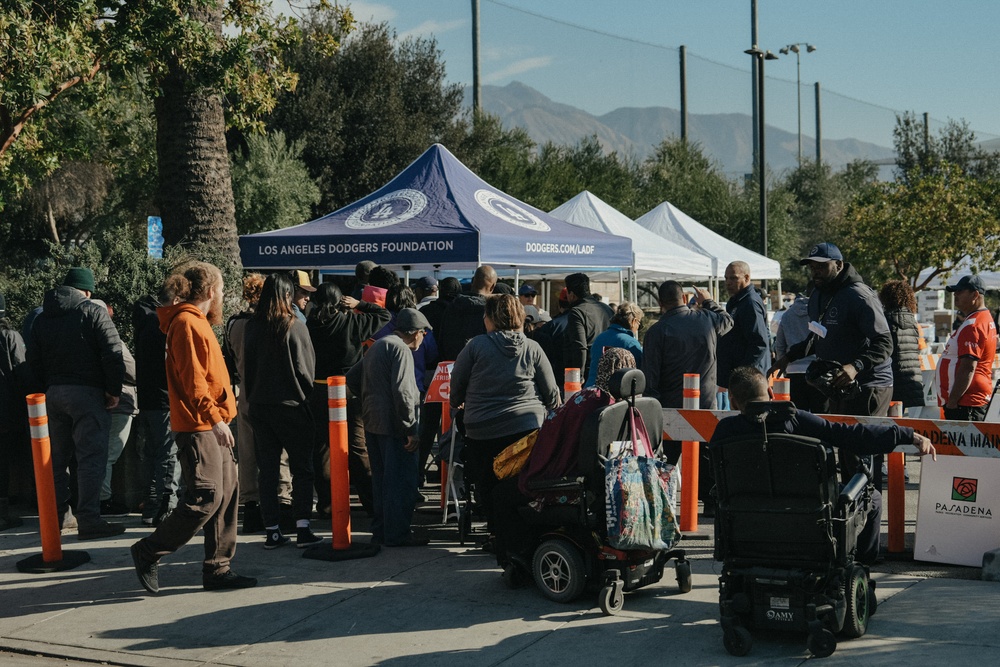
[708,366,935,657]
[713,366,935,564]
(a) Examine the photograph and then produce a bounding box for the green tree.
[272,18,465,213]
[231,130,321,234]
[841,163,1000,290]
[894,112,1000,183]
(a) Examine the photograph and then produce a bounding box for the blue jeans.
[366,432,419,545]
[138,409,180,517]
[46,385,110,528]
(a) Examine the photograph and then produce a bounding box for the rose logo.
[952,477,978,502]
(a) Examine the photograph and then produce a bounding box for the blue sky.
[287,1,1000,147]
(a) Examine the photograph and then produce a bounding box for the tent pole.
[619,270,624,303]
[514,267,520,291]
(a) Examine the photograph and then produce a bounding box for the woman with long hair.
[244,272,322,549]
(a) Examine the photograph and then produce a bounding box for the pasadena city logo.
[346,189,427,229]
[952,477,978,502]
[474,189,551,232]
[935,476,992,518]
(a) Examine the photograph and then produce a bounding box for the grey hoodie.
[450,330,561,440]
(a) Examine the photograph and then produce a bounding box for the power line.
[485,0,1000,139]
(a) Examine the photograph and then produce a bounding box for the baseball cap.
[799,242,844,265]
[558,287,569,302]
[291,270,316,292]
[414,276,438,291]
[946,274,987,294]
[523,305,551,324]
[395,307,432,332]
[518,284,537,296]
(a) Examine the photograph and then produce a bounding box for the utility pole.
[680,45,688,142]
[472,0,481,115]
[750,0,759,163]
[815,82,823,164]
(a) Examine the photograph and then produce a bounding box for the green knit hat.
[63,267,96,293]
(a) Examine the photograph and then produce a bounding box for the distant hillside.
[472,81,896,175]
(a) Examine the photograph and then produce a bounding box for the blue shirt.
[584,324,643,387]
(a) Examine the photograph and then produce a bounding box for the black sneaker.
[100,499,130,517]
[296,528,324,549]
[203,571,258,591]
[78,520,126,540]
[130,542,159,594]
[264,529,290,550]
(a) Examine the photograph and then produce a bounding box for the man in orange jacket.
[130,261,256,594]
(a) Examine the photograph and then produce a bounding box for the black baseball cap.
[946,274,987,294]
[799,242,843,265]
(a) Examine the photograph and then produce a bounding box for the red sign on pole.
[425,361,454,404]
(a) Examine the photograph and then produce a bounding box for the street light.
[745,47,778,261]
[778,43,817,165]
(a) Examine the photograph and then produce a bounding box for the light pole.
[745,47,778,261]
[778,43,816,165]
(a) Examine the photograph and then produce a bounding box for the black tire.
[842,565,870,638]
[808,629,837,658]
[502,563,527,590]
[675,560,693,594]
[868,577,878,617]
[532,539,586,603]
[723,626,753,657]
[598,584,624,616]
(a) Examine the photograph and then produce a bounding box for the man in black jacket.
[712,366,935,564]
[436,266,496,362]
[28,267,126,540]
[717,261,771,403]
[563,273,613,384]
[772,243,895,484]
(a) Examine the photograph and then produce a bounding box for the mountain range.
[474,81,897,176]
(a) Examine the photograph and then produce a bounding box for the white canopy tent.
[916,256,1000,290]
[635,201,782,281]
[550,191,715,282]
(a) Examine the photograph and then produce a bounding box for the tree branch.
[0,58,102,159]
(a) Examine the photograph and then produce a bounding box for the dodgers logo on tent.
[475,190,550,232]
[346,189,428,229]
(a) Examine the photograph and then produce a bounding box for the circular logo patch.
[474,190,550,232]
[346,189,427,229]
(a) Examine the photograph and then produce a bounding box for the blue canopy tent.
[239,144,632,274]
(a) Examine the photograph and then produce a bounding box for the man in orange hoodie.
[130,262,256,594]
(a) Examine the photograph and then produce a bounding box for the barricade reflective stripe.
[772,378,790,402]
[662,408,1000,457]
[327,377,347,422]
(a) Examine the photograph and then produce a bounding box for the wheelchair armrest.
[525,476,586,492]
[839,472,870,506]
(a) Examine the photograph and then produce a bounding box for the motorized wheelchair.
[710,400,878,658]
[505,368,691,615]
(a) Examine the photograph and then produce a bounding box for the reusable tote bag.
[604,407,679,550]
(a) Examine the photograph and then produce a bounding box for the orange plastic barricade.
[887,401,906,553]
[772,377,791,402]
[680,374,700,533]
[302,378,379,562]
[564,368,582,400]
[16,394,91,573]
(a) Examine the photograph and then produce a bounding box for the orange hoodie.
[158,302,235,432]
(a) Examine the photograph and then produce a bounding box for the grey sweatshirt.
[449,330,561,440]
[346,334,420,438]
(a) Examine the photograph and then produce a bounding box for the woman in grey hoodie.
[450,294,561,538]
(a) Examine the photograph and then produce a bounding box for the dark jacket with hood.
[718,284,771,386]
[449,330,561,440]
[307,301,390,378]
[244,316,315,407]
[885,309,925,407]
[565,295,614,382]
[788,263,893,388]
[28,286,125,396]
[436,293,488,362]
[133,295,169,410]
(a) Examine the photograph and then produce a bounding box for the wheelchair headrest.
[608,368,645,400]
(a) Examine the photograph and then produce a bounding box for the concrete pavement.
[2,487,999,667]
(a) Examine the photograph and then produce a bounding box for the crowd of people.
[0,239,984,589]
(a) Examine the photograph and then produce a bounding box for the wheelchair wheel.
[867,576,878,616]
[807,629,837,658]
[598,583,624,616]
[675,559,692,594]
[502,563,528,590]
[842,565,870,638]
[723,626,752,657]
[532,539,586,603]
